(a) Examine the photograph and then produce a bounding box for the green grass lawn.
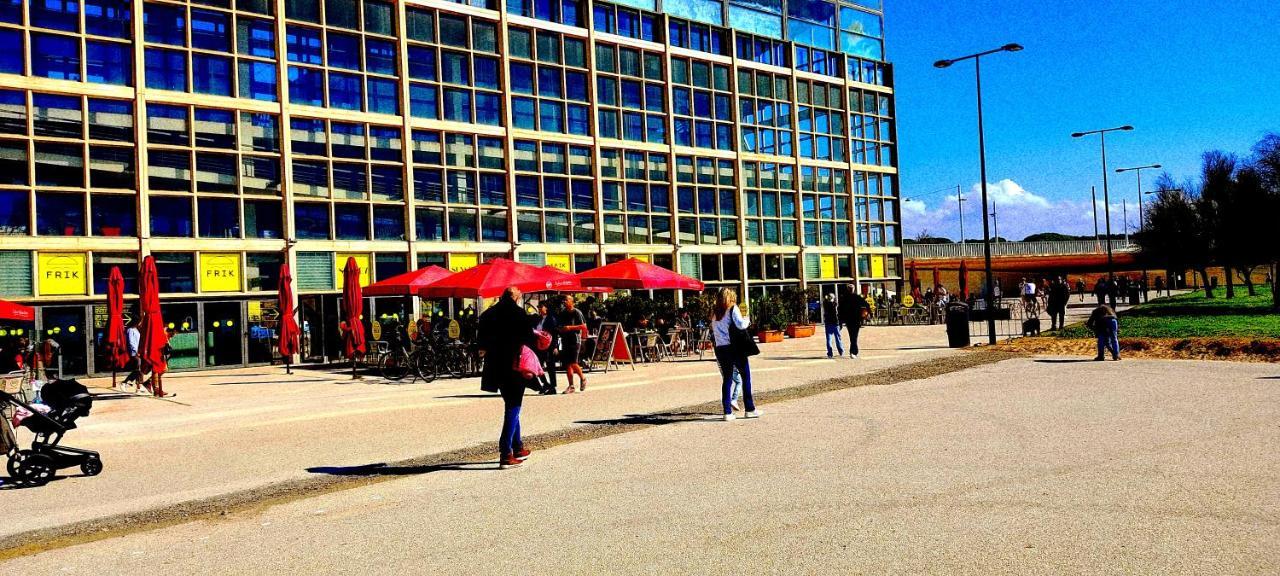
[1057,285,1280,339]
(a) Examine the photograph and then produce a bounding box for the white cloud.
[903,179,1139,241]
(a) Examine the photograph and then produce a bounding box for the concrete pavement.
[5,357,1276,574]
[0,322,961,544]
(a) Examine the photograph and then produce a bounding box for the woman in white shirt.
[711,288,760,421]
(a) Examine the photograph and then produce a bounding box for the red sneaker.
[499,455,524,469]
[514,448,531,459]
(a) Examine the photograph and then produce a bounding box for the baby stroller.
[2,378,101,486]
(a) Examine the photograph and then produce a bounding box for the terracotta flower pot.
[757,330,784,343]
[785,324,815,338]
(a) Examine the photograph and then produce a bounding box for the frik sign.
[200,253,243,292]
[37,252,88,296]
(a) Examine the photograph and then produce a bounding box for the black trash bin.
[945,302,970,348]
[1128,286,1140,305]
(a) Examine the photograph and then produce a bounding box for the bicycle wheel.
[379,349,411,381]
[447,347,469,379]
[413,350,438,383]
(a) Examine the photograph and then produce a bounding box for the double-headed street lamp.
[1115,163,1161,233]
[935,43,1022,345]
[1072,125,1133,308]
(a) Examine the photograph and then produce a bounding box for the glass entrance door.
[40,306,88,377]
[203,301,244,367]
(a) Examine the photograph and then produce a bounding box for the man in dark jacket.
[821,293,843,358]
[837,285,871,359]
[1047,276,1071,331]
[477,287,537,469]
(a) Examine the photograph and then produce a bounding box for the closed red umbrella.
[932,267,941,293]
[576,258,705,290]
[418,258,575,299]
[137,255,170,396]
[363,265,452,297]
[341,257,366,379]
[277,262,300,374]
[908,261,922,302]
[959,260,970,301]
[104,267,130,387]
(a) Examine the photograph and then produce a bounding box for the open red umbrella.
[277,262,300,374]
[576,257,705,291]
[104,267,130,386]
[418,258,577,299]
[959,260,970,301]
[363,265,452,297]
[0,299,34,322]
[137,255,170,396]
[341,257,366,368]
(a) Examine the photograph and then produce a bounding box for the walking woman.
[711,288,760,421]
[477,287,538,469]
[1085,304,1121,361]
[558,297,588,393]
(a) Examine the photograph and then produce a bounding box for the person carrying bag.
[711,288,760,422]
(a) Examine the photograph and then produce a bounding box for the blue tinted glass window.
[334,204,368,239]
[286,26,323,64]
[729,7,783,39]
[366,39,396,75]
[512,97,536,130]
[415,207,444,241]
[409,84,438,119]
[475,92,501,126]
[32,0,80,32]
[198,198,239,238]
[373,207,404,241]
[288,66,324,105]
[86,41,132,85]
[366,77,398,114]
[239,61,277,101]
[474,56,499,90]
[537,67,562,98]
[145,3,186,46]
[567,104,590,136]
[327,32,361,70]
[149,196,194,237]
[371,165,402,198]
[539,101,564,132]
[0,30,21,74]
[0,190,28,233]
[407,47,436,81]
[510,63,533,94]
[328,72,362,110]
[0,0,21,24]
[32,34,82,80]
[37,193,85,236]
[85,0,132,38]
[192,54,233,96]
[442,88,471,122]
[294,203,329,239]
[145,48,186,90]
[191,9,231,52]
[566,72,589,101]
[441,52,469,85]
[238,18,275,57]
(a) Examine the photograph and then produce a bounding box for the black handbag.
[728,321,760,357]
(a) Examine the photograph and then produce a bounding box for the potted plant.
[750,294,789,344]
[781,286,818,338]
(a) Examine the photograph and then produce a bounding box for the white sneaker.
[723,413,736,422]
[849,354,859,359]
[745,410,763,419]
[731,398,743,411]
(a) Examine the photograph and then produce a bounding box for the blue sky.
[887,0,1280,241]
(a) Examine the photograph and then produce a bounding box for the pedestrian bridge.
[904,240,1139,272]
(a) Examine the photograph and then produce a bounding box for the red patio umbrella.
[932,267,941,292]
[363,265,452,297]
[418,258,577,299]
[277,262,300,374]
[0,299,35,322]
[341,257,366,379]
[576,258,705,291]
[104,267,130,387]
[137,255,170,396]
[959,260,970,301]
[907,261,922,303]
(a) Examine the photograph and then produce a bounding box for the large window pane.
[36,192,85,236]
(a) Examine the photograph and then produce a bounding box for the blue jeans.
[824,323,844,357]
[499,386,524,456]
[715,346,754,415]
[728,368,742,404]
[1096,318,1120,359]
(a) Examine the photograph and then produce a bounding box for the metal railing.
[904,239,1135,260]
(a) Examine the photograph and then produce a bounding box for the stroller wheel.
[16,453,56,486]
[80,457,103,477]
[6,449,31,478]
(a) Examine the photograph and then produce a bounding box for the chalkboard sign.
[591,322,620,370]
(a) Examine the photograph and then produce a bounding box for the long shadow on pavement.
[575,411,719,427]
[306,462,493,476]
[1033,358,1097,364]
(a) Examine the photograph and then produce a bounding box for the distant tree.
[1021,232,1077,242]
[1199,151,1237,297]
[905,229,954,244]
[1249,134,1280,308]
[1136,172,1215,298]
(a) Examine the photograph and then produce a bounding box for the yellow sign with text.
[819,255,837,279]
[546,254,572,272]
[334,253,372,289]
[629,254,650,263]
[449,253,478,273]
[870,255,885,278]
[37,252,87,296]
[200,253,242,292]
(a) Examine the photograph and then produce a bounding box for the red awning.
[0,299,35,322]
[363,265,452,297]
[419,258,578,299]
[576,258,705,291]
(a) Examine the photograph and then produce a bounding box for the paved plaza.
[3,354,1277,574]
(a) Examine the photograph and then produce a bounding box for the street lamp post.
[1116,163,1161,235]
[936,43,1023,345]
[1072,125,1134,309]
[956,185,966,246]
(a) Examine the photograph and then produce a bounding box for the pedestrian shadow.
[89,391,144,402]
[436,393,498,399]
[209,378,332,386]
[306,461,492,477]
[575,411,716,427]
[1257,376,1280,380]
[1033,358,1095,364]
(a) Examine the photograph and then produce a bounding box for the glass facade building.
[0,0,901,374]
